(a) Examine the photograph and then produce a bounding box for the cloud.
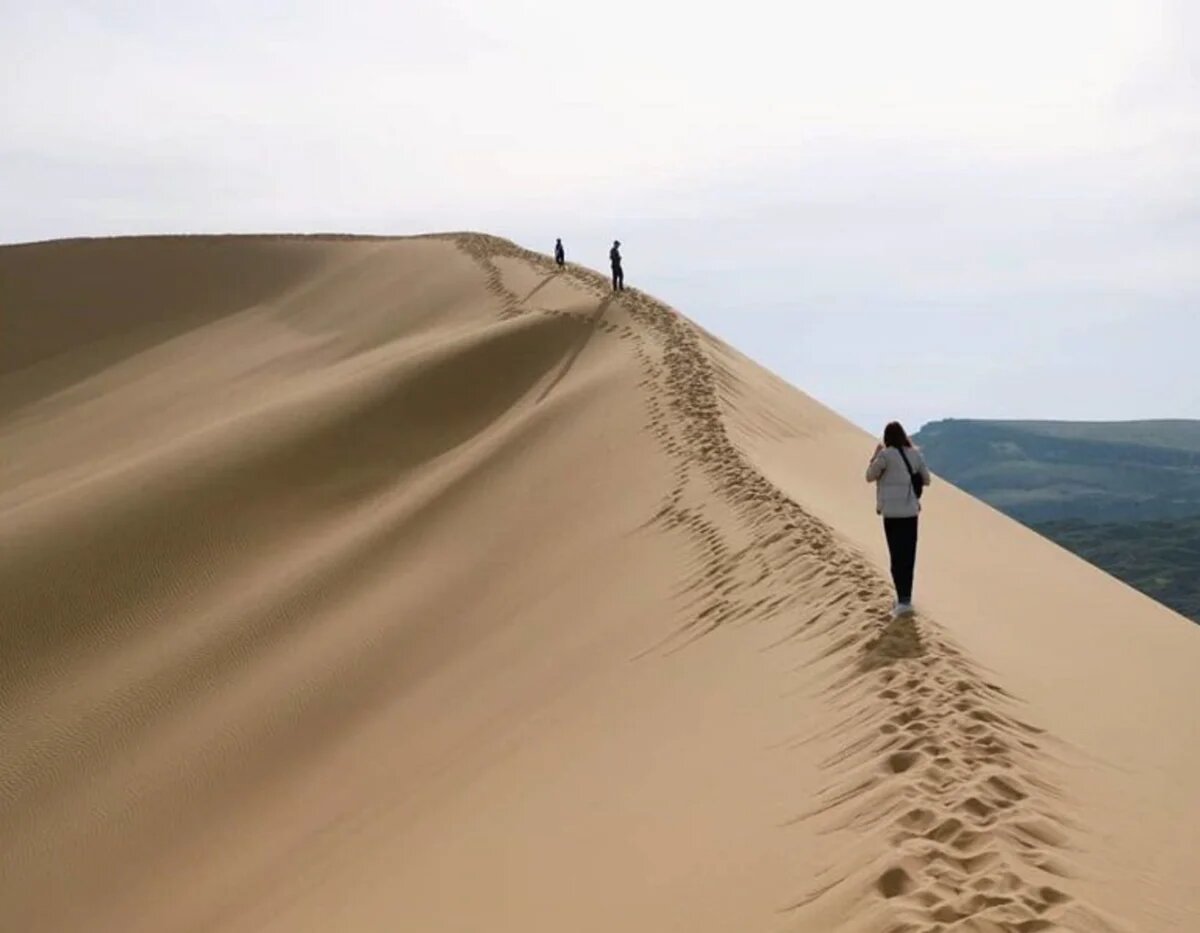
[3,0,1187,234]
[2,1,1195,426]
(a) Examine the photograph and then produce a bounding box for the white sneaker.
[892,602,914,618]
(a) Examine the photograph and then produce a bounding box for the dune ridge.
[451,234,1128,931]
[3,233,1197,931]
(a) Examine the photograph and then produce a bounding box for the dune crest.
[2,234,1196,931]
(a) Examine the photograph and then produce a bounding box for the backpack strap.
[897,447,921,497]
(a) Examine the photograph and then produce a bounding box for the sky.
[3,0,1197,431]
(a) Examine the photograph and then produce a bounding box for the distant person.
[866,421,932,617]
[609,240,624,291]
[554,238,565,267]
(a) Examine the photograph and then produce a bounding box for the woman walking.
[866,421,932,617]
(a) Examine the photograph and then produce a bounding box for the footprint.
[986,775,1028,802]
[886,751,922,774]
[876,866,915,898]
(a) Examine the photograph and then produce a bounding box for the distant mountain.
[914,419,1200,623]
[914,419,1200,523]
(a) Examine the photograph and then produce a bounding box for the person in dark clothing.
[882,519,919,616]
[865,421,933,617]
[554,238,565,267]
[609,240,624,291]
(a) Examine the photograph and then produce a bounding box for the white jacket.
[866,446,932,519]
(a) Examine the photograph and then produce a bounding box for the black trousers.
[882,516,919,603]
[612,266,624,290]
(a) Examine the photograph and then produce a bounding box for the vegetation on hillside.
[915,419,1200,523]
[914,419,1200,624]
[1034,517,1200,624]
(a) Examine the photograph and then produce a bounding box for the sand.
[2,233,1198,932]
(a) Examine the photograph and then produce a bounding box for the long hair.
[883,421,912,449]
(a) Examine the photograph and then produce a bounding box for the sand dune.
[2,233,1198,932]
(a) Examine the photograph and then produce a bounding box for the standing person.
[554,238,565,267]
[609,240,624,291]
[866,421,932,617]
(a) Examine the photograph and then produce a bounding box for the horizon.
[4,1,1197,431]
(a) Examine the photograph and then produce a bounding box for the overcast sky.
[4,0,1197,430]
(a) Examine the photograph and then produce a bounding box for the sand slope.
[2,234,1198,932]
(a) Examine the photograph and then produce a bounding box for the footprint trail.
[449,233,1128,932]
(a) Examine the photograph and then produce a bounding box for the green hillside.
[1035,517,1200,624]
[913,419,1200,624]
[914,419,1200,523]
[1001,420,1200,453]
